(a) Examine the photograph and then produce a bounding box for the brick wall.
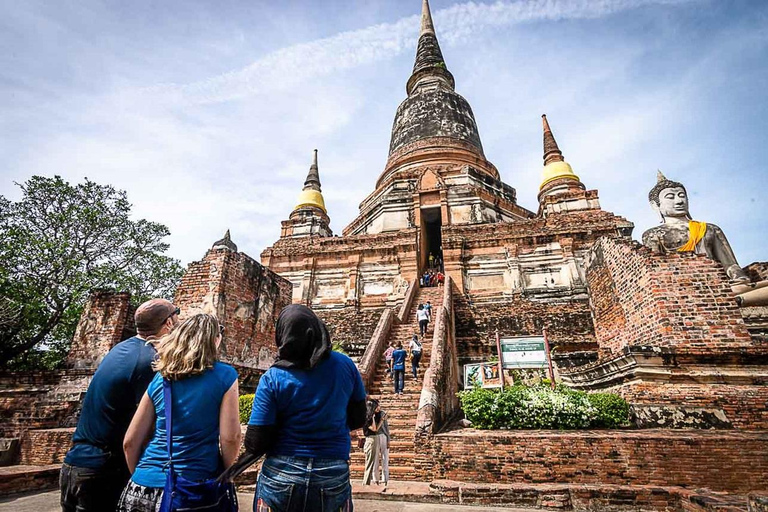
[315,307,385,359]
[621,382,768,430]
[20,428,73,465]
[419,428,768,494]
[453,293,596,369]
[586,237,752,357]
[416,276,460,436]
[174,248,292,370]
[67,291,134,369]
[0,370,90,438]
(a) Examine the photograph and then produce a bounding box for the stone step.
[0,464,60,497]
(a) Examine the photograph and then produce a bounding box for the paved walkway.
[0,490,537,511]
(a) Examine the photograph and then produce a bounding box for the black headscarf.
[273,304,331,370]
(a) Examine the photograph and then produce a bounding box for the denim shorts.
[256,455,352,512]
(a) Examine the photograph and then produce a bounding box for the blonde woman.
[118,314,241,512]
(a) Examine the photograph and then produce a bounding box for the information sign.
[463,362,502,389]
[500,336,547,369]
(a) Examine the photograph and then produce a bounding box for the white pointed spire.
[421,0,436,36]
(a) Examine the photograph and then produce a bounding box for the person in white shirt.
[408,334,423,379]
[416,304,429,337]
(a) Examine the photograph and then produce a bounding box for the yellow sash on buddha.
[678,220,707,252]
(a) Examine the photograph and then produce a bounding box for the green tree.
[0,176,184,369]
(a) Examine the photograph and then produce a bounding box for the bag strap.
[162,378,174,471]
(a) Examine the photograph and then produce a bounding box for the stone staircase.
[349,286,444,481]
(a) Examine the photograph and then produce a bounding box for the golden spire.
[539,114,582,191]
[294,149,327,214]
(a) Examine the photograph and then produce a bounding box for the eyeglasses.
[165,307,180,322]
[219,325,225,336]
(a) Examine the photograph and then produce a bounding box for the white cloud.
[139,0,699,106]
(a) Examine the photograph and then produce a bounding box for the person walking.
[409,334,423,379]
[392,342,407,395]
[424,300,432,322]
[118,313,241,511]
[384,341,395,378]
[375,404,391,490]
[416,304,429,337]
[362,399,386,486]
[60,299,179,512]
[218,304,367,512]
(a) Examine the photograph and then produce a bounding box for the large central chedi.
[262,0,632,317]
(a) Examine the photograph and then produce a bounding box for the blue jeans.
[256,455,352,512]
[411,351,422,378]
[393,369,404,394]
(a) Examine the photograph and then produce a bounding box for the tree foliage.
[0,176,184,369]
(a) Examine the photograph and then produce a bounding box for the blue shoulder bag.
[160,378,239,512]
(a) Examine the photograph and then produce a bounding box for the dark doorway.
[421,207,442,272]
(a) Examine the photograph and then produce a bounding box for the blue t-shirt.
[131,362,238,488]
[249,351,366,460]
[392,349,407,371]
[65,336,156,470]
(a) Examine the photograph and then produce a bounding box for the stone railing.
[415,275,460,437]
[357,308,394,393]
[396,278,418,324]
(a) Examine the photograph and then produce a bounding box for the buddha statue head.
[648,171,690,223]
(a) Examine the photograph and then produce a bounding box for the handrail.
[397,278,418,324]
[356,278,418,394]
[415,275,459,438]
[357,308,394,393]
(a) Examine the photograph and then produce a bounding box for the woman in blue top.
[118,314,241,512]
[220,304,367,512]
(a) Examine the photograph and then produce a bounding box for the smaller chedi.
[642,170,749,283]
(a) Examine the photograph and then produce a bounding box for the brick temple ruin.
[2,1,767,509]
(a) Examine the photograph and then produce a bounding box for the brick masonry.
[174,247,292,370]
[585,238,752,357]
[66,291,135,370]
[561,237,768,429]
[20,428,73,465]
[419,428,768,494]
[316,307,385,360]
[453,292,597,371]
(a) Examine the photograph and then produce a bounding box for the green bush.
[586,392,630,428]
[458,385,628,430]
[239,394,254,425]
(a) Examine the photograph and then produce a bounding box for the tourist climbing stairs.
[349,285,444,481]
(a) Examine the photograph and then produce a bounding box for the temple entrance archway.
[420,206,442,273]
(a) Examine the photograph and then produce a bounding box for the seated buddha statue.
[642,171,750,283]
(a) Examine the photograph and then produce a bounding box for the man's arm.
[123,392,156,473]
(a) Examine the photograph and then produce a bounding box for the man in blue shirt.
[392,342,407,395]
[60,298,179,512]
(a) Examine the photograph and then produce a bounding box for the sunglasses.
[219,324,225,336]
[165,307,181,322]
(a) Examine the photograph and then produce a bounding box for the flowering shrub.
[239,394,254,424]
[458,385,629,430]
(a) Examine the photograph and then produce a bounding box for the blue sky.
[1,0,766,266]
